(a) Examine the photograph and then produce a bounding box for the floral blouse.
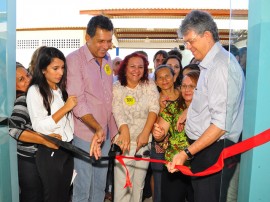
[160,97,190,163]
[112,80,160,143]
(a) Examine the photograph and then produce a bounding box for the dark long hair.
[118,52,149,86]
[28,47,68,115]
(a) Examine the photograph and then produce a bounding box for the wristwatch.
[184,148,194,160]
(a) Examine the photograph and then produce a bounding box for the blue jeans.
[72,135,111,202]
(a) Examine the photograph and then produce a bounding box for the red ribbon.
[116,128,270,188]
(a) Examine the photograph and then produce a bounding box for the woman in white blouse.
[26,47,77,202]
[112,52,160,202]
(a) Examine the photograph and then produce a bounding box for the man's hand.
[167,151,188,173]
[90,127,105,160]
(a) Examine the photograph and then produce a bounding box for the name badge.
[104,64,112,75]
[124,96,136,106]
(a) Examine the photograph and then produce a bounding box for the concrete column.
[0,0,19,201]
[238,0,270,201]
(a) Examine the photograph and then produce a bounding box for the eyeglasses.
[180,84,196,90]
[134,142,152,158]
[183,35,198,48]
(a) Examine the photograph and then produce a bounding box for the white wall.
[16,30,193,70]
[16,30,85,68]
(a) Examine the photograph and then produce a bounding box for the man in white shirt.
[167,10,245,202]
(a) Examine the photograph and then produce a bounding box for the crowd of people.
[9,10,246,202]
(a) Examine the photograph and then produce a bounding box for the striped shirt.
[9,94,38,157]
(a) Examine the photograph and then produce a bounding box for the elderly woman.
[9,62,60,202]
[112,52,160,202]
[162,54,183,89]
[153,70,200,202]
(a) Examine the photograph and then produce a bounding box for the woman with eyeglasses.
[112,52,160,202]
[26,47,77,202]
[153,67,200,202]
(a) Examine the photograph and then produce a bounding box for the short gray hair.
[178,10,219,42]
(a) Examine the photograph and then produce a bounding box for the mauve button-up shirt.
[66,44,117,142]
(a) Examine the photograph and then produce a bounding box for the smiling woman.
[9,62,62,202]
[26,47,77,202]
[15,62,31,93]
[152,68,200,202]
[112,52,160,202]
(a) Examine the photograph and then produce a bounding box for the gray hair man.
[168,10,245,202]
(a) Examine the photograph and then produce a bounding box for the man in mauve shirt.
[66,15,117,202]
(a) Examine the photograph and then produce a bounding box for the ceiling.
[80,8,248,49]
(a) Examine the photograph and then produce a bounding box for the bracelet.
[184,148,194,160]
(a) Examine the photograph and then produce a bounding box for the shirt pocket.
[192,89,208,114]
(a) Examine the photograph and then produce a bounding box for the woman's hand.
[159,95,169,112]
[176,108,187,132]
[152,123,165,142]
[115,125,130,154]
[136,131,149,152]
[64,95,77,111]
[43,133,62,149]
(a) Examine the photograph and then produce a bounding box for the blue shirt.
[185,42,245,143]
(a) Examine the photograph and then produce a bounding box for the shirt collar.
[82,43,109,62]
[199,42,222,70]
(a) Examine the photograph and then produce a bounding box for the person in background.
[182,63,200,76]
[66,15,118,202]
[222,44,242,202]
[112,56,122,83]
[135,50,149,61]
[162,54,183,89]
[223,44,240,62]
[239,47,247,76]
[149,50,168,79]
[112,52,160,202]
[169,10,245,202]
[168,48,183,62]
[189,57,200,65]
[153,50,168,69]
[9,62,60,202]
[144,49,168,200]
[28,46,46,75]
[26,47,77,202]
[153,69,199,202]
